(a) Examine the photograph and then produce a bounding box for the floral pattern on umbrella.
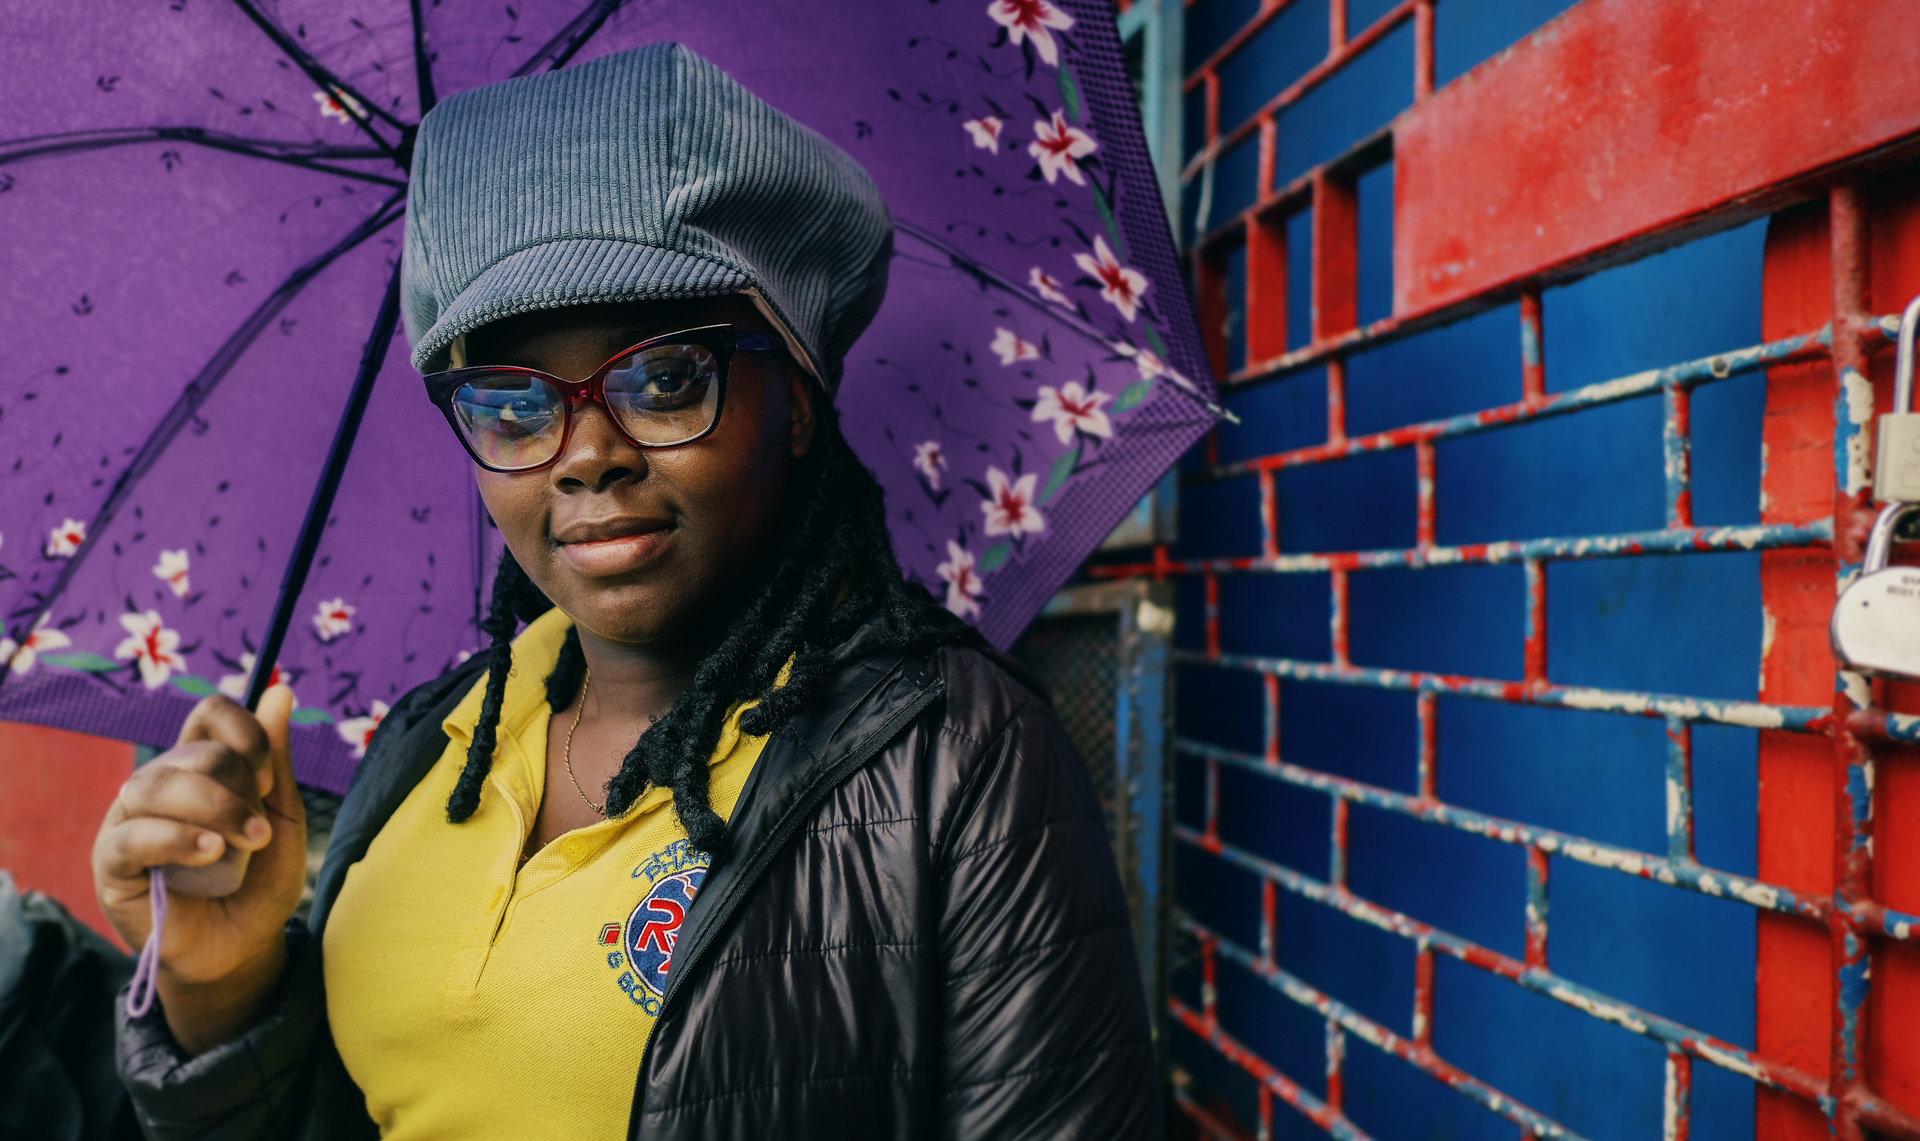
[0,0,1216,791]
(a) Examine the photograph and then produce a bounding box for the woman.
[93,42,1156,1140]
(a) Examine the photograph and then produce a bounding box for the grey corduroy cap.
[401,42,893,391]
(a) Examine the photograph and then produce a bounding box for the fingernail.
[198,832,222,852]
[245,816,270,842]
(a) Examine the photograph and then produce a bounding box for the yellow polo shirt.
[323,609,774,1139]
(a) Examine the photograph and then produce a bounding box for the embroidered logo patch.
[602,840,710,1015]
[624,869,704,997]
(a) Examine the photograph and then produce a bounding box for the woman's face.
[465,295,816,651]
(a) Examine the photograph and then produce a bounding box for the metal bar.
[1327,355,1348,443]
[1664,1049,1693,1141]
[1169,999,1376,1141]
[1415,441,1436,549]
[1519,286,1547,402]
[1258,469,1279,559]
[1665,716,1695,862]
[1523,558,1548,687]
[1216,324,1885,468]
[1412,0,1435,100]
[1264,673,1282,762]
[1173,828,1920,1139]
[1826,182,1876,1141]
[1173,650,1832,734]
[1206,570,1222,658]
[1415,691,1437,800]
[1092,519,1834,579]
[1664,384,1694,528]
[1329,568,1350,667]
[1177,736,1845,925]
[1224,297,1894,393]
[1524,846,1550,969]
[1186,917,1589,1140]
[1328,797,1349,888]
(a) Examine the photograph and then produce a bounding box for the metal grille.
[1091,2,1920,1138]
[1015,614,1124,842]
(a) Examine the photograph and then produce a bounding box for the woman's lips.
[555,521,674,576]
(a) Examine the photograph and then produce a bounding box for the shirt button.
[563,839,586,861]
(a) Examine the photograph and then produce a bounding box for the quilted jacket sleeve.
[115,924,328,1141]
[936,689,1162,1140]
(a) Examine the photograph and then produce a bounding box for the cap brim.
[409,238,749,373]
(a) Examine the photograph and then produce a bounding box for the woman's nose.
[550,401,646,491]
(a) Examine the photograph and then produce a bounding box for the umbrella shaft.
[243,266,404,712]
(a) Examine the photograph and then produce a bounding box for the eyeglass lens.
[447,340,723,470]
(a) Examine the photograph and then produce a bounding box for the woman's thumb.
[255,683,296,801]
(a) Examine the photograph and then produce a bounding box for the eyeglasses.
[421,324,776,473]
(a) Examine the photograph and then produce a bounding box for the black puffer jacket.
[116,612,1160,1139]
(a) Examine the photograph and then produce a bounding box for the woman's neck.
[573,622,712,726]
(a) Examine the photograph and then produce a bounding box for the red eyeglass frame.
[420,323,778,473]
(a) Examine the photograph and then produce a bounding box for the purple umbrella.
[0,0,1218,795]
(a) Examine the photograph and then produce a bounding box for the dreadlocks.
[442,403,976,857]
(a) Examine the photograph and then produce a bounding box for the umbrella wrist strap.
[126,868,167,1018]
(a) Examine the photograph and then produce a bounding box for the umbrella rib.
[892,219,1232,420]
[2,192,407,649]
[0,127,404,187]
[408,0,438,116]
[226,0,409,162]
[511,0,629,76]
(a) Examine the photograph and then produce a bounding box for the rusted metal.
[1146,3,1920,1136]
[1175,835,1920,1138]
[1826,182,1878,1141]
[1391,0,1920,318]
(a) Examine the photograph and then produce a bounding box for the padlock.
[1832,502,1920,679]
[1875,294,1920,502]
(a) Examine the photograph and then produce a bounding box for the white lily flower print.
[153,549,190,598]
[913,440,948,491]
[987,0,1074,67]
[1028,110,1096,185]
[1074,235,1149,322]
[981,466,1045,540]
[314,87,365,126]
[313,597,356,642]
[4,614,71,676]
[1029,267,1071,306]
[936,541,984,620]
[962,115,1003,151]
[115,610,187,689]
[990,327,1041,366]
[1032,380,1113,445]
[46,518,86,557]
[218,652,293,704]
[337,700,390,759]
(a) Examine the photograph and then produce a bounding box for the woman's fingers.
[97,815,226,886]
[255,684,296,807]
[176,695,273,789]
[116,757,272,853]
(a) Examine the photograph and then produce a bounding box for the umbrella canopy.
[0,0,1217,793]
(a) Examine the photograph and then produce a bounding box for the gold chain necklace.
[564,667,606,815]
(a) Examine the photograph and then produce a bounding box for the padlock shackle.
[1898,294,1920,417]
[1864,501,1920,574]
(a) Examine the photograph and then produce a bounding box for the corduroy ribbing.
[402,43,893,390]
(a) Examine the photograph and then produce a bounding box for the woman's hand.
[93,686,306,1055]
